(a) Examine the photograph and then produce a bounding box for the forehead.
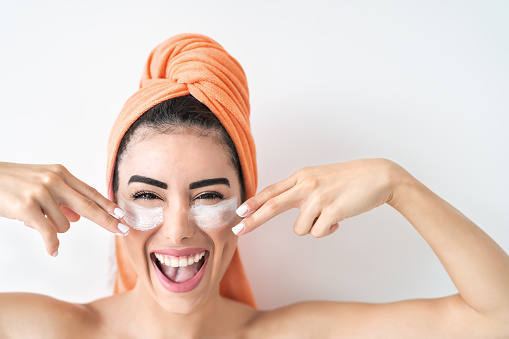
[118,130,235,185]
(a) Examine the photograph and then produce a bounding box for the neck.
[119,280,230,338]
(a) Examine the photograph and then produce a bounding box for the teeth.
[171,258,179,267]
[155,250,206,268]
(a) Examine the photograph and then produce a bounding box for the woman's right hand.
[0,162,128,256]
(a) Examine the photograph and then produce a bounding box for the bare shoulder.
[0,292,100,338]
[243,294,507,338]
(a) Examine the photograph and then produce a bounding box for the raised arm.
[0,162,127,335]
[388,164,509,321]
[235,159,509,338]
[0,162,129,255]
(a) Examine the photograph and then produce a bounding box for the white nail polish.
[114,208,126,219]
[236,205,248,217]
[118,223,130,235]
[52,250,59,257]
[231,222,244,235]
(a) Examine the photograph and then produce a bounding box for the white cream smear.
[117,196,238,231]
[118,196,164,231]
[188,197,238,229]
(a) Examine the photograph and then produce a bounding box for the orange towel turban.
[105,33,257,308]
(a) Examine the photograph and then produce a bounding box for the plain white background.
[0,0,507,310]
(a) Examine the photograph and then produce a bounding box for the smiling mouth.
[151,251,208,283]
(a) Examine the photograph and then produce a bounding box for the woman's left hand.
[233,158,405,237]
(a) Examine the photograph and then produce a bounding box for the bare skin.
[1,131,508,338]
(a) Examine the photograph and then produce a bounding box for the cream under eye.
[188,197,238,230]
[116,195,239,231]
[118,195,164,231]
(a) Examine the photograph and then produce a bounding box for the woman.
[1,34,508,338]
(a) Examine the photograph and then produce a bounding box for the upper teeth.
[154,250,206,268]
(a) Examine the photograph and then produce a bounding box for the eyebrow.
[128,176,230,190]
[189,178,230,190]
[128,175,168,189]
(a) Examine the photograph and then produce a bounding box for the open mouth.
[150,250,209,293]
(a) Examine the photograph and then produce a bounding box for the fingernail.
[114,208,126,219]
[236,205,248,217]
[118,223,130,235]
[52,250,59,257]
[231,222,244,235]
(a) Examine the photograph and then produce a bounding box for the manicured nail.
[118,223,130,235]
[231,222,244,235]
[114,208,126,219]
[236,205,248,217]
[52,250,59,257]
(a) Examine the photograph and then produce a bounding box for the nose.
[159,201,195,244]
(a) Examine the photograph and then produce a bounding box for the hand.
[233,158,403,237]
[0,162,129,256]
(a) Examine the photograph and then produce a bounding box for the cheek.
[190,198,240,261]
[188,197,241,256]
[189,197,239,231]
[118,196,164,231]
[205,219,240,278]
[203,219,240,245]
[123,230,153,273]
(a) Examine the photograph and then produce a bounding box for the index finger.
[232,186,299,236]
[235,176,297,218]
[59,168,125,219]
[51,168,129,234]
[56,183,129,235]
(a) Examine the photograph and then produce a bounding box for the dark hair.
[112,94,245,201]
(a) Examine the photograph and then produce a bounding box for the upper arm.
[250,294,509,338]
[0,292,94,338]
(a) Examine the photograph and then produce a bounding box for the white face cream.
[188,197,238,230]
[118,196,164,231]
[117,196,238,231]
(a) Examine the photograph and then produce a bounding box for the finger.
[25,206,60,256]
[60,206,81,222]
[232,186,299,236]
[38,191,71,233]
[293,201,322,236]
[56,183,129,235]
[55,166,125,219]
[236,175,297,218]
[329,223,340,234]
[310,210,338,238]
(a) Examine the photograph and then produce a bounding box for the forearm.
[388,165,509,317]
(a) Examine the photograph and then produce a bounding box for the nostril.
[159,222,196,242]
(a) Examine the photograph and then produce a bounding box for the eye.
[195,192,224,201]
[131,190,162,201]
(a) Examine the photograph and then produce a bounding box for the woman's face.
[116,127,242,313]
